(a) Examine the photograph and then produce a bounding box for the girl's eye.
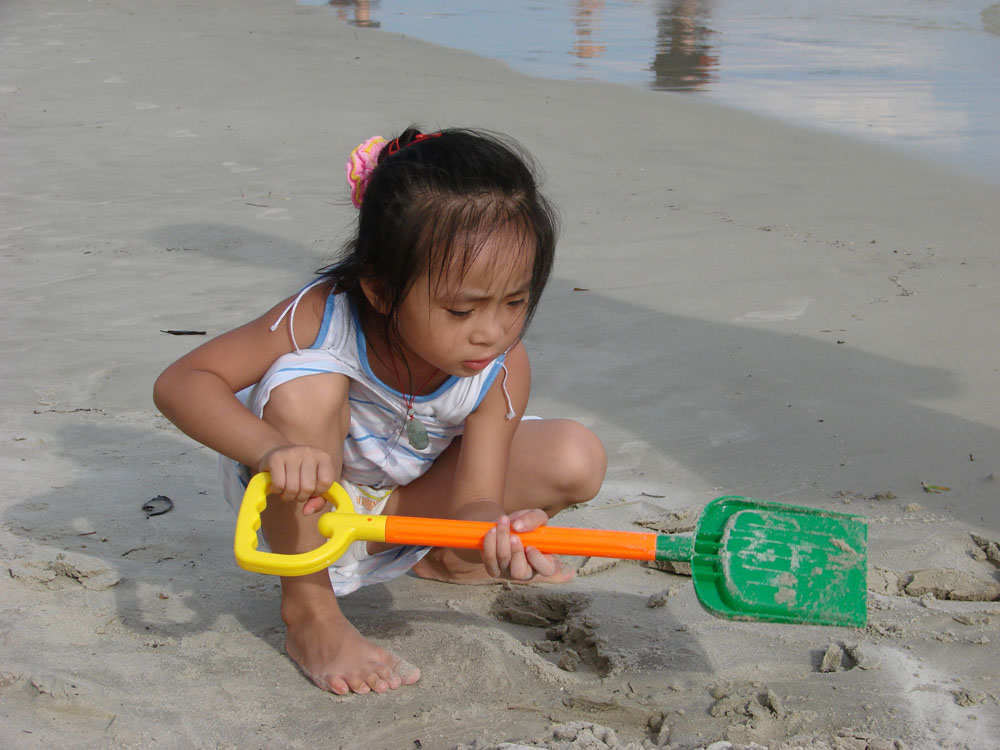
[507,298,527,309]
[447,309,472,318]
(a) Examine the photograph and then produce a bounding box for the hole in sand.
[490,590,623,677]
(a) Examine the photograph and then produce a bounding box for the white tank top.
[241,287,509,488]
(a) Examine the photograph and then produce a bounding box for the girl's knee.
[550,420,607,504]
[262,374,350,436]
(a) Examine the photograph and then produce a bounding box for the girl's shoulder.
[266,279,340,351]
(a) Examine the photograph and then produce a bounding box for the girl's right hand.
[258,444,337,513]
[483,511,562,581]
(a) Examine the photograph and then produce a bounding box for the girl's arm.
[152,283,333,489]
[448,341,530,520]
[449,343,560,578]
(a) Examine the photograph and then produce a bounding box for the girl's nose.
[470,312,504,346]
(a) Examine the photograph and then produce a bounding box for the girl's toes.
[347,677,371,694]
[394,659,421,685]
[374,664,399,690]
[327,676,351,695]
[366,669,390,693]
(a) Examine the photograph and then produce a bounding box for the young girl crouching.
[153,128,607,695]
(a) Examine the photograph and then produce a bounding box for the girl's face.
[393,233,534,382]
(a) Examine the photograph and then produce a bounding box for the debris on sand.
[819,643,844,672]
[970,533,1000,567]
[646,588,679,608]
[903,568,1000,601]
[845,643,882,670]
[709,684,806,745]
[453,721,645,750]
[867,567,902,595]
[817,642,881,673]
[634,506,701,535]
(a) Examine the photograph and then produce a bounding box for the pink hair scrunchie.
[345,135,387,209]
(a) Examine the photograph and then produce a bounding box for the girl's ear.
[359,276,390,315]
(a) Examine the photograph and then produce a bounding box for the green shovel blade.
[689,497,867,627]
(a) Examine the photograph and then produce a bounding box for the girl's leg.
[258,374,419,694]
[391,419,607,583]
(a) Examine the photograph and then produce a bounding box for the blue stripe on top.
[472,357,507,411]
[350,299,460,400]
[308,280,337,350]
[348,395,395,417]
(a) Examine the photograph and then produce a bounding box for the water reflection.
[307,0,1000,183]
[566,0,718,89]
[572,1,607,60]
[651,0,718,91]
[327,0,380,28]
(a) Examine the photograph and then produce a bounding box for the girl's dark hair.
[319,127,558,352]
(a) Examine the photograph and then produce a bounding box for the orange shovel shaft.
[383,516,659,561]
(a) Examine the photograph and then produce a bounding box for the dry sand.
[3,1,1000,748]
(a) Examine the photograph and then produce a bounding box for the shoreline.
[2,1,1000,748]
[305,0,1000,189]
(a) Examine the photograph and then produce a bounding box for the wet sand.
[2,1,1000,748]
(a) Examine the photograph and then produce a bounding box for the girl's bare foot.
[410,548,576,585]
[281,585,419,695]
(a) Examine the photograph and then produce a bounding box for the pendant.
[405,414,429,450]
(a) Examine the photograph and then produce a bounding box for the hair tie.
[346,132,444,208]
[345,135,387,209]
[385,131,443,157]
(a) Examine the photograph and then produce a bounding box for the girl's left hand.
[482,509,560,580]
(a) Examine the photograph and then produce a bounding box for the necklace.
[387,351,439,451]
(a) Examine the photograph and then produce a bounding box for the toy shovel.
[235,472,867,627]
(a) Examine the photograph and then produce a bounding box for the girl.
[153,128,607,696]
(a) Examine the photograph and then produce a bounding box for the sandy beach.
[3,1,1000,748]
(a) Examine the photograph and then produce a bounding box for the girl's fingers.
[280,468,300,502]
[482,527,500,577]
[524,546,557,578]
[485,514,561,580]
[267,463,286,498]
[295,456,317,502]
[278,473,297,502]
[507,536,534,581]
[494,515,513,573]
[302,496,327,515]
[510,508,547,533]
[316,458,336,494]
[262,446,338,503]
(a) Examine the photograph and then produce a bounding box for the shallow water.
[307,0,1000,185]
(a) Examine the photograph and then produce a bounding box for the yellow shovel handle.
[233,472,389,576]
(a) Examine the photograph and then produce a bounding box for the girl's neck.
[362,322,444,397]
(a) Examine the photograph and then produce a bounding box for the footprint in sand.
[255,207,290,221]
[0,672,117,737]
[222,161,260,174]
[735,297,815,323]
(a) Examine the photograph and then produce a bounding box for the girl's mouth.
[462,357,492,371]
